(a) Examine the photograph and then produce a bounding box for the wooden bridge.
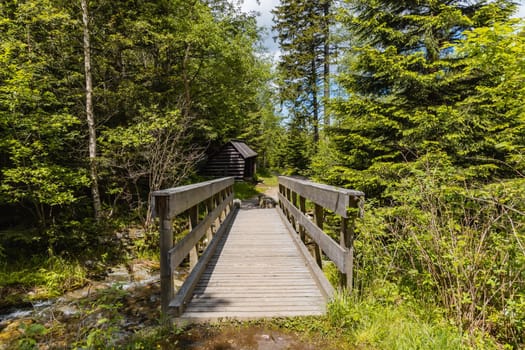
[153,176,364,322]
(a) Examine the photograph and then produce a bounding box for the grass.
[2,258,502,349]
[0,255,87,307]
[261,289,492,350]
[116,279,493,349]
[233,181,260,200]
[324,292,466,349]
[232,173,279,200]
[257,173,279,187]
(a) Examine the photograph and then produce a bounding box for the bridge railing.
[277,176,364,293]
[153,177,236,316]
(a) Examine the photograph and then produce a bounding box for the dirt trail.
[256,179,279,201]
[173,324,321,350]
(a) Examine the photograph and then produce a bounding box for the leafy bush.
[354,154,525,347]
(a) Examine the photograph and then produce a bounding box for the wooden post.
[206,197,214,240]
[299,196,307,243]
[189,205,199,270]
[291,191,298,231]
[157,195,173,318]
[286,188,292,222]
[313,204,324,268]
[340,217,353,291]
[215,193,223,223]
[278,184,283,208]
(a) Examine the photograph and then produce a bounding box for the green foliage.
[256,173,279,187]
[233,181,260,200]
[71,285,128,349]
[322,1,522,198]
[0,255,87,303]
[0,0,88,228]
[352,154,525,346]
[17,323,48,350]
[326,288,470,349]
[273,0,332,151]
[312,1,524,346]
[0,0,273,256]
[119,324,182,349]
[258,285,476,349]
[273,120,315,175]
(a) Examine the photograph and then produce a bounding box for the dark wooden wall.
[204,144,247,179]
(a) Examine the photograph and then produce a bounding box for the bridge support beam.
[156,195,174,319]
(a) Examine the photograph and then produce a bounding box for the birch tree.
[81,0,101,219]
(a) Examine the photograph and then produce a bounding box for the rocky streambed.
[0,259,168,349]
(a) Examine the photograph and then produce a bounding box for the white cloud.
[518,3,525,18]
[238,1,525,62]
[240,0,281,58]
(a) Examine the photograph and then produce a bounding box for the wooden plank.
[194,285,321,291]
[277,207,335,300]
[279,192,348,272]
[157,196,174,317]
[168,192,234,270]
[153,177,234,219]
[313,204,324,267]
[179,208,327,320]
[169,207,238,316]
[189,205,198,269]
[185,305,324,312]
[278,176,363,217]
[192,292,322,298]
[188,297,324,304]
[178,310,324,322]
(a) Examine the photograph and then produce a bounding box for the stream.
[0,263,160,325]
[0,260,322,350]
[0,260,171,349]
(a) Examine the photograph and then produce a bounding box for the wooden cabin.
[202,140,258,180]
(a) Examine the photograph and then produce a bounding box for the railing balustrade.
[277,176,365,294]
[153,177,236,317]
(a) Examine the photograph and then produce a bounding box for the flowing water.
[0,260,163,348]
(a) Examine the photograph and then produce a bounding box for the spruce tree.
[324,0,518,198]
[273,0,333,147]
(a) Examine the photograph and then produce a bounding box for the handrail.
[153,177,236,317]
[277,176,364,291]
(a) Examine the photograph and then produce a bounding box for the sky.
[240,0,280,58]
[240,0,525,58]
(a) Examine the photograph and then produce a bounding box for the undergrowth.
[0,255,87,305]
[265,285,497,349]
[233,181,260,200]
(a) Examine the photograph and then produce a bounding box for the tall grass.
[326,288,474,349]
[0,255,87,301]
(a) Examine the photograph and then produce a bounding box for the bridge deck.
[180,208,326,321]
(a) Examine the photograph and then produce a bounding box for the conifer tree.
[273,0,333,147]
[323,0,518,197]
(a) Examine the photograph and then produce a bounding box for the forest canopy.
[0,0,524,347]
[0,0,278,237]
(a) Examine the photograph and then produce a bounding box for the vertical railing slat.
[277,176,364,292]
[189,205,199,270]
[157,195,174,317]
[313,204,324,268]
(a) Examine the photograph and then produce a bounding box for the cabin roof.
[229,140,257,159]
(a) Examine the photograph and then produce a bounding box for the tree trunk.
[323,0,330,128]
[81,0,102,220]
[311,51,319,145]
